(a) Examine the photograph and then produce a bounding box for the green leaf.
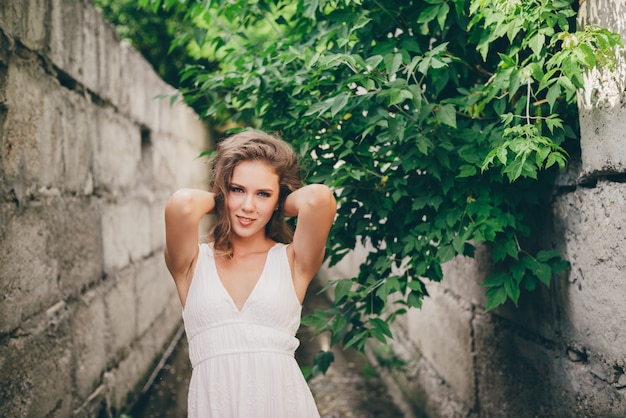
[437,2,450,30]
[330,93,351,117]
[331,314,348,335]
[503,275,521,305]
[303,99,333,117]
[369,317,393,338]
[436,104,457,128]
[528,33,546,58]
[546,84,561,111]
[365,55,384,69]
[504,238,519,259]
[334,279,353,303]
[458,164,477,178]
[437,244,455,263]
[407,291,423,309]
[485,285,507,311]
[313,350,335,374]
[344,331,367,350]
[522,256,552,286]
[482,271,506,288]
[418,5,440,24]
[384,53,403,79]
[389,88,414,106]
[536,250,560,262]
[407,278,424,292]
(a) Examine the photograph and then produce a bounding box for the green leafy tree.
[128,0,620,375]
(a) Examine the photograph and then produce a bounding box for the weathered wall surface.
[320,1,626,417]
[0,1,210,416]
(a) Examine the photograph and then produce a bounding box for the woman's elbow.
[308,184,336,213]
[168,188,196,204]
[165,189,195,217]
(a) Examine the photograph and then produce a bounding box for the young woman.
[164,130,336,417]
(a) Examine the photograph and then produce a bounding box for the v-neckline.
[213,243,278,313]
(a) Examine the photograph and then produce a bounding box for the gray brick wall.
[0,1,210,416]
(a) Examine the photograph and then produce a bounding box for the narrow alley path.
[129,279,404,417]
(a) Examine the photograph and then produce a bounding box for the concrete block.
[579,106,626,175]
[0,202,60,334]
[152,131,210,191]
[59,87,96,195]
[115,43,167,124]
[149,191,169,253]
[114,43,133,114]
[1,58,52,191]
[151,133,185,190]
[73,289,107,401]
[473,313,558,418]
[92,106,141,193]
[0,29,12,66]
[151,132,179,190]
[153,87,178,135]
[101,199,152,272]
[491,283,558,342]
[440,243,490,307]
[95,19,121,104]
[0,0,48,51]
[129,51,169,130]
[0,302,73,418]
[104,324,168,412]
[553,182,626,360]
[577,0,626,175]
[406,283,475,406]
[48,0,88,86]
[1,56,96,195]
[105,267,137,359]
[367,320,469,418]
[162,101,212,149]
[556,354,626,416]
[79,3,100,92]
[136,255,180,337]
[104,350,147,413]
[46,196,103,298]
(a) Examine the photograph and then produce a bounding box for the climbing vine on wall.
[131,0,621,375]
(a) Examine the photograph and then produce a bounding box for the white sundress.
[182,243,320,418]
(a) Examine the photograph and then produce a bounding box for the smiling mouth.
[236,215,256,224]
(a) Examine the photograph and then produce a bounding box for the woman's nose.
[242,194,255,211]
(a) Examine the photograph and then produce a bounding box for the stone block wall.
[0,1,210,416]
[320,1,626,417]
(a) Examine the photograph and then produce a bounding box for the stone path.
[129,279,404,417]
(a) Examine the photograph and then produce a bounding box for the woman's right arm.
[164,189,215,286]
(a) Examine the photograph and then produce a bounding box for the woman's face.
[226,160,280,241]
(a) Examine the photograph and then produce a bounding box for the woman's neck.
[229,235,275,258]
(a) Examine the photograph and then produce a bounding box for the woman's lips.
[236,215,255,226]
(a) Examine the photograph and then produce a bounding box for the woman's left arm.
[284,184,337,291]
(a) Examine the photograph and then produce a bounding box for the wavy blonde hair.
[209,130,302,257]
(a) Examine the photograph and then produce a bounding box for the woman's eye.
[230,187,243,193]
[258,192,271,198]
